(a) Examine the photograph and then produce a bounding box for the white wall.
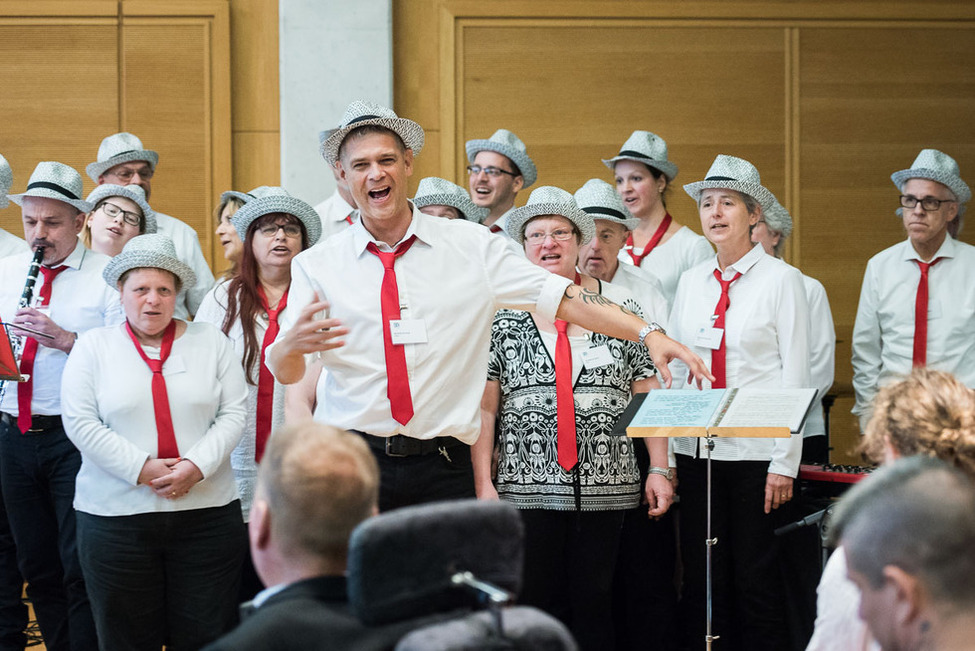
[279,0,392,205]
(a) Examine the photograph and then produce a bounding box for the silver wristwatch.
[648,466,674,481]
[638,322,666,344]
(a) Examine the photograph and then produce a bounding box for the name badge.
[164,355,187,375]
[928,299,942,320]
[390,319,428,345]
[695,326,724,350]
[581,344,615,369]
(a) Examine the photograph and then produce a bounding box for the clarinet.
[0,246,46,405]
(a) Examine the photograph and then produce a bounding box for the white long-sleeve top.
[0,229,28,259]
[605,259,671,329]
[313,189,356,242]
[852,236,975,421]
[268,205,572,444]
[668,244,810,477]
[61,321,247,517]
[618,225,713,305]
[195,279,287,519]
[802,274,835,438]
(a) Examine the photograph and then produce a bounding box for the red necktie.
[17,265,67,433]
[912,258,942,366]
[488,224,503,234]
[255,285,288,462]
[345,213,354,226]
[710,269,742,389]
[554,319,578,471]
[625,213,672,267]
[366,236,417,425]
[125,319,179,458]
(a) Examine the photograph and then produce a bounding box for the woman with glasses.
[195,191,321,599]
[603,130,712,304]
[473,186,672,651]
[82,184,156,256]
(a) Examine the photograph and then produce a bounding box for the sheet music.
[629,389,727,428]
[714,388,817,431]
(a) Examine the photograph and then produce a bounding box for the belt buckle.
[385,436,409,458]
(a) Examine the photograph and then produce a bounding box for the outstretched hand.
[644,331,714,389]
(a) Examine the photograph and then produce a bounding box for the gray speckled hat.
[413,177,489,223]
[230,192,322,246]
[602,131,678,181]
[320,100,425,166]
[220,185,288,206]
[465,129,537,188]
[7,161,92,212]
[573,179,640,231]
[86,184,157,234]
[86,132,159,183]
[103,233,196,291]
[505,186,595,245]
[762,198,793,240]
[891,148,971,204]
[682,155,777,214]
[0,154,12,209]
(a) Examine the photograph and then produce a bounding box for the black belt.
[0,412,62,432]
[354,432,465,458]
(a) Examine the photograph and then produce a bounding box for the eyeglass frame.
[97,200,143,228]
[900,194,957,211]
[256,222,303,238]
[104,164,155,183]
[523,227,577,244]
[467,165,518,178]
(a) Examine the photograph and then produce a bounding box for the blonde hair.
[862,368,975,478]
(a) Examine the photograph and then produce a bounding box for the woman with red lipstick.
[82,183,156,255]
[195,190,320,598]
[669,155,810,651]
[473,186,671,651]
[61,234,249,650]
[603,130,712,304]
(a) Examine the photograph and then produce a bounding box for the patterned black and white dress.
[487,306,655,511]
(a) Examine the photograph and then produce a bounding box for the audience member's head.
[831,456,975,651]
[249,422,379,588]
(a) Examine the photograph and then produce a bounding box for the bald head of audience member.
[832,456,975,651]
[249,423,379,588]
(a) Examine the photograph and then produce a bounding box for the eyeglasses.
[524,228,575,244]
[257,223,302,238]
[900,195,956,211]
[467,165,517,178]
[106,166,154,182]
[99,201,142,227]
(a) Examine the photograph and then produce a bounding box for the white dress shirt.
[313,189,355,242]
[154,211,216,318]
[61,321,247,517]
[269,205,572,444]
[195,280,287,519]
[669,244,810,477]
[605,260,671,329]
[806,549,880,651]
[802,274,835,439]
[0,241,123,417]
[852,236,975,422]
[618,225,713,305]
[0,229,28,259]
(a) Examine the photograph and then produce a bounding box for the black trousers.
[676,456,791,651]
[360,436,475,512]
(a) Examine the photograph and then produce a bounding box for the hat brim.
[414,193,489,223]
[321,117,424,166]
[466,140,538,188]
[86,185,157,234]
[7,190,91,213]
[0,196,8,209]
[505,202,595,245]
[220,190,253,206]
[890,168,971,204]
[231,195,323,246]
[86,150,159,183]
[582,207,641,231]
[602,155,678,182]
[682,180,777,215]
[103,251,197,293]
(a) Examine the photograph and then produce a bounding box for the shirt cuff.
[535,274,574,323]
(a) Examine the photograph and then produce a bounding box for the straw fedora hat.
[762,198,793,240]
[465,129,538,188]
[103,233,197,291]
[8,161,92,213]
[230,192,322,245]
[573,179,640,231]
[505,186,595,245]
[890,149,971,204]
[682,155,777,215]
[413,177,488,223]
[0,154,12,210]
[86,132,159,183]
[85,184,157,234]
[220,185,288,206]
[602,131,678,181]
[320,100,424,166]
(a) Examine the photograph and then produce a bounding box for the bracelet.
[638,322,666,344]
[648,466,674,481]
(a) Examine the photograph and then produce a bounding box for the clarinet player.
[0,162,122,650]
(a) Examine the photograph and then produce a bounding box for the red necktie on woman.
[255,285,288,462]
[366,236,417,425]
[912,258,942,366]
[710,269,742,389]
[554,319,578,471]
[126,319,179,457]
[18,265,67,433]
[625,213,672,267]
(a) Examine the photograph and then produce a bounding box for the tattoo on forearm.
[563,286,637,317]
